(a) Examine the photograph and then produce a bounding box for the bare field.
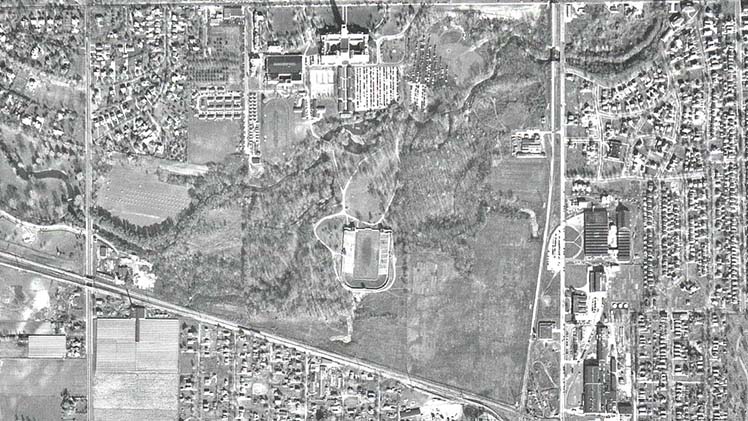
[98,166,191,226]
[187,117,241,164]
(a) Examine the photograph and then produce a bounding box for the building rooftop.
[265,54,303,81]
[584,207,609,257]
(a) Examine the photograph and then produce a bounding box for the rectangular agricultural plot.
[97,166,191,226]
[94,318,179,421]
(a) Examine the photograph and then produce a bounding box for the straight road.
[0,250,518,421]
[553,1,568,419]
[82,3,95,420]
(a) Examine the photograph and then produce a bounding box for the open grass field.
[0,358,86,421]
[98,166,191,226]
[345,139,399,224]
[433,29,486,87]
[565,264,588,289]
[346,174,387,223]
[380,38,406,64]
[187,117,241,164]
[261,97,306,165]
[488,157,549,208]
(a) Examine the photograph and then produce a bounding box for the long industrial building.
[583,207,609,257]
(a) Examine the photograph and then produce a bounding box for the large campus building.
[317,24,369,66]
[93,314,179,421]
[265,24,400,117]
[341,225,393,290]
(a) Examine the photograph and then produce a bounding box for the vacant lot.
[0,358,86,421]
[187,117,241,164]
[98,166,191,226]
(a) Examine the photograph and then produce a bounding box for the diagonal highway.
[0,250,519,421]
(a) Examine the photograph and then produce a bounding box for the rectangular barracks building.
[341,226,392,290]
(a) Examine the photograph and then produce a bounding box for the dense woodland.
[565,3,670,75]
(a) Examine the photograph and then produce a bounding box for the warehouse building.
[583,359,602,413]
[615,202,631,261]
[583,207,609,257]
[265,54,303,84]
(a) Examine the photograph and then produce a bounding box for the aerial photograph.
[0,0,747,420]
